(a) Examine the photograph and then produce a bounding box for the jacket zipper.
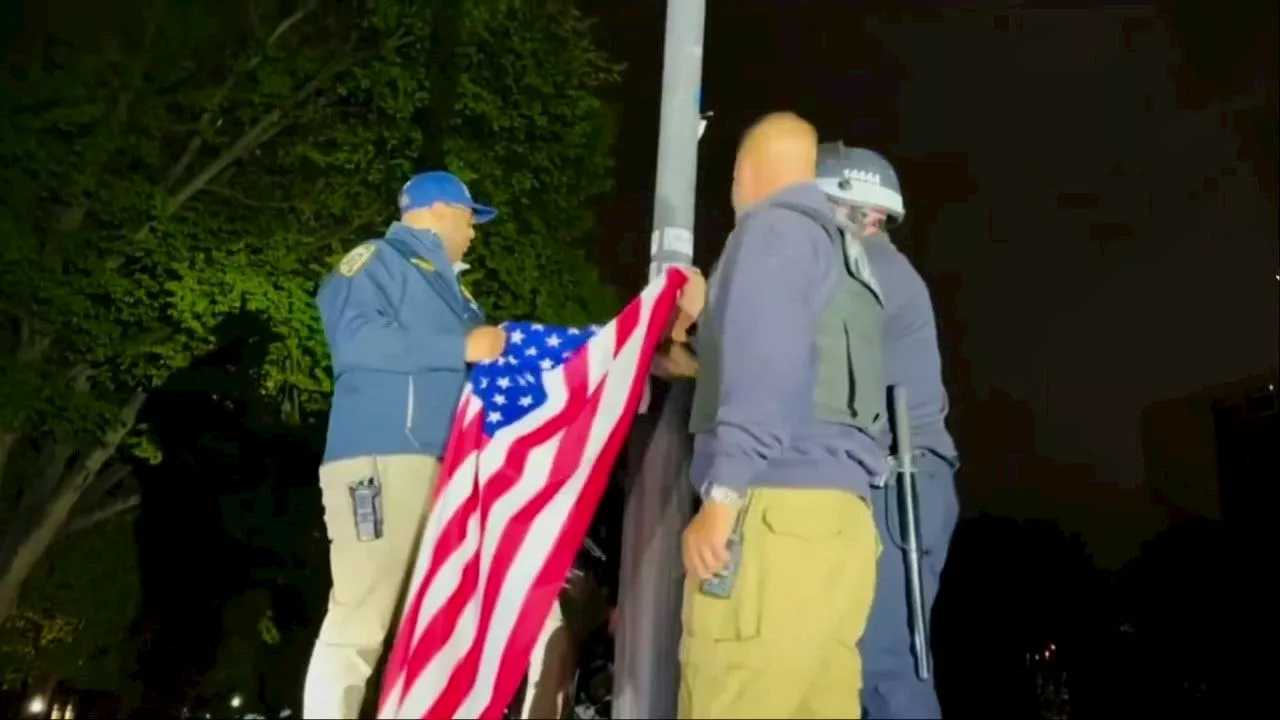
[404,376,420,446]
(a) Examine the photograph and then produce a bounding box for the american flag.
[378,267,689,720]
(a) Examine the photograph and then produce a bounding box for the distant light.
[230,694,243,709]
[26,696,47,715]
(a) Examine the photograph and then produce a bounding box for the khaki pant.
[302,454,441,719]
[678,487,879,719]
[520,569,610,719]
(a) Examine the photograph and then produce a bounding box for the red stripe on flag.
[380,400,484,709]
[482,286,673,718]
[379,268,688,719]
[478,303,646,717]
[425,349,597,719]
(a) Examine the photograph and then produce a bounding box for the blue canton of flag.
[470,321,602,435]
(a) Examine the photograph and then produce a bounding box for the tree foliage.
[0,0,622,627]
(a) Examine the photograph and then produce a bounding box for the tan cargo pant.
[678,487,880,719]
[302,454,441,719]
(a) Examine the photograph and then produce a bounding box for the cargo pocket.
[680,554,763,649]
[679,502,767,715]
[756,490,866,649]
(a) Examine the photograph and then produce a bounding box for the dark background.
[588,0,1277,564]
[583,3,1277,715]
[2,1,1276,717]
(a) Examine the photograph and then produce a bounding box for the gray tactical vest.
[688,202,887,436]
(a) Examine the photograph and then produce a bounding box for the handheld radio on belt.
[697,493,751,599]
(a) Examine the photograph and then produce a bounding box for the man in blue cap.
[303,171,507,719]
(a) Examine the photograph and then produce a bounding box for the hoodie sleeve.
[696,209,829,495]
[317,244,468,374]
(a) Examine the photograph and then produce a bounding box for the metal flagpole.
[644,2,703,279]
[614,1,706,717]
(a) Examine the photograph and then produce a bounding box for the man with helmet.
[815,143,960,719]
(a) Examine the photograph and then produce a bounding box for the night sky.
[586,0,1278,565]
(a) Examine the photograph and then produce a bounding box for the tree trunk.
[0,483,84,622]
[0,393,144,625]
[0,0,330,628]
[63,493,140,536]
[415,0,464,169]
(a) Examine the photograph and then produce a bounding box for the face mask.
[830,201,876,238]
[832,203,856,228]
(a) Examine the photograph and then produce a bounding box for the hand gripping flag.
[378,267,689,720]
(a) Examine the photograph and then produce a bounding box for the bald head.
[740,112,819,168]
[731,112,819,214]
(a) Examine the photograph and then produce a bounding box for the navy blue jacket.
[317,223,484,464]
[689,183,890,499]
[861,234,957,460]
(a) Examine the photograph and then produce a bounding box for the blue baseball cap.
[397,171,497,223]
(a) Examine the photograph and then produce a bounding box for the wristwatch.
[704,484,745,507]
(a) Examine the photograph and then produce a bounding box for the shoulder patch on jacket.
[410,257,436,273]
[338,242,377,277]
